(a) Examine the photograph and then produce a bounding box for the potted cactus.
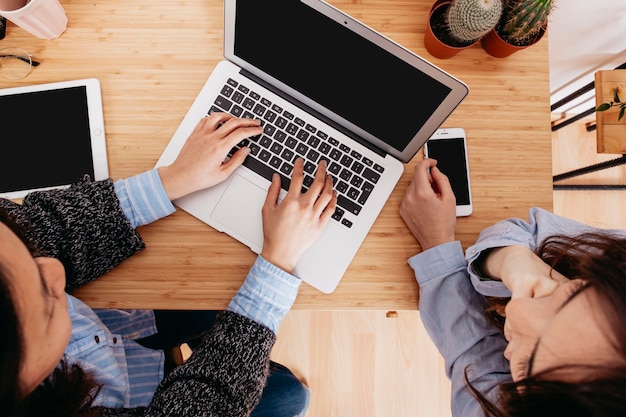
[425,0,503,59]
[481,0,554,57]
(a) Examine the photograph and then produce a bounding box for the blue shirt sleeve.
[464,207,622,298]
[113,169,301,334]
[114,168,176,228]
[409,241,510,417]
[227,256,301,334]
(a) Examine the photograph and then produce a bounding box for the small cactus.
[446,0,503,43]
[500,0,554,44]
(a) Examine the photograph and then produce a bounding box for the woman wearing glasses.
[0,113,336,417]
[400,158,626,417]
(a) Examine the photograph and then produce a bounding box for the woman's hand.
[261,158,337,273]
[482,245,569,299]
[399,158,456,250]
[158,113,263,200]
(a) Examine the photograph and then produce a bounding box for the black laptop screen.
[234,0,452,152]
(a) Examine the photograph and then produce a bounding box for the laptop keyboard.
[208,78,385,229]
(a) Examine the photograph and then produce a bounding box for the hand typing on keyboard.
[158,113,262,201]
[260,158,337,273]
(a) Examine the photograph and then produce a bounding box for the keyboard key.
[286,122,298,135]
[285,136,297,149]
[259,136,272,148]
[274,130,287,143]
[296,129,309,141]
[242,98,255,110]
[249,91,261,100]
[231,105,244,117]
[337,195,362,216]
[340,154,354,167]
[329,148,342,161]
[358,182,374,205]
[294,117,305,127]
[350,176,363,188]
[232,91,245,104]
[373,163,385,173]
[295,143,309,156]
[264,124,276,137]
[280,162,293,176]
[336,180,349,194]
[253,103,266,117]
[283,111,294,120]
[269,156,282,169]
[281,149,295,162]
[270,142,283,155]
[332,206,345,222]
[328,162,341,175]
[351,161,364,175]
[263,110,277,123]
[275,116,288,129]
[243,156,290,190]
[214,95,233,111]
[259,150,271,162]
[221,85,234,97]
[362,167,381,184]
[227,78,238,87]
[341,218,353,228]
[306,149,320,162]
[304,161,316,174]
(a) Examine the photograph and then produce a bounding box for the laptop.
[155,0,469,293]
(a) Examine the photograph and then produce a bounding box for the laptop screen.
[232,0,457,157]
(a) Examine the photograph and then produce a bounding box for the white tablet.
[0,78,108,200]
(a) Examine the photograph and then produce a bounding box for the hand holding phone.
[423,128,473,216]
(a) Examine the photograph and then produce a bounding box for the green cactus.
[500,0,554,44]
[446,0,503,43]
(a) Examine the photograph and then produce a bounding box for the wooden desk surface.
[0,0,552,310]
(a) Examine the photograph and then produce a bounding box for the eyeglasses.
[0,47,40,80]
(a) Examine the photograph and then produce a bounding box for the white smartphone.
[423,128,473,217]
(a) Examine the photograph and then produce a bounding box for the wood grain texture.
[594,70,626,153]
[0,0,552,309]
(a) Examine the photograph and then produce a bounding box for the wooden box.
[595,70,626,154]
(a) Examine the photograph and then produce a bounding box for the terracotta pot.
[424,0,477,59]
[481,25,547,58]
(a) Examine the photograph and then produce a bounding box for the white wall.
[548,0,626,115]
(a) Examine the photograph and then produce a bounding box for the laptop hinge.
[240,69,387,158]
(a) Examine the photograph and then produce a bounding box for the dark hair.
[470,232,626,417]
[0,209,101,417]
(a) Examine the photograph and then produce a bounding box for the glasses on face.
[0,47,40,80]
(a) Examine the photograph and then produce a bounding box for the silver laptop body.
[156,0,468,293]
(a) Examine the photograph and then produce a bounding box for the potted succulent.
[481,0,554,58]
[425,0,503,59]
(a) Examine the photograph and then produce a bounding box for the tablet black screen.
[0,86,94,194]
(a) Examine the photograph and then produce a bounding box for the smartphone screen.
[424,137,471,206]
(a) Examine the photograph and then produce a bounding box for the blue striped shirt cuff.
[114,169,175,228]
[227,256,302,334]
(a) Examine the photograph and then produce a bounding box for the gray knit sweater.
[0,177,275,417]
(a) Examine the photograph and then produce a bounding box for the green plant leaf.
[619,107,625,121]
[614,88,621,103]
[596,103,611,112]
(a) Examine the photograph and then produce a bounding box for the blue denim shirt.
[63,169,300,408]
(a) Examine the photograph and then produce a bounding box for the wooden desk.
[0,0,552,310]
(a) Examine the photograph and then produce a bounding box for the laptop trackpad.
[211,174,265,250]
